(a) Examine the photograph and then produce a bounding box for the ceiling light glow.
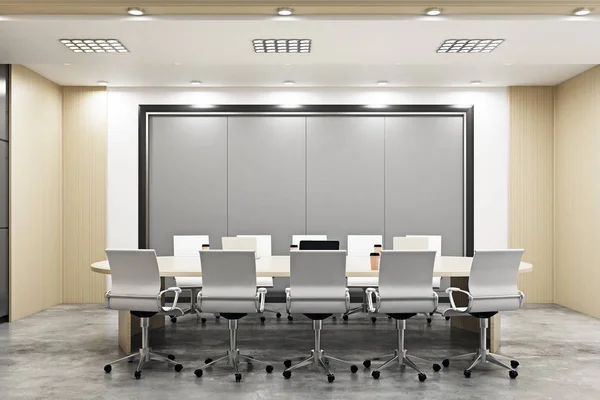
[190,81,202,85]
[436,39,504,53]
[573,7,592,16]
[376,80,389,85]
[60,39,129,53]
[470,80,482,85]
[277,7,293,16]
[283,80,295,85]
[97,81,108,86]
[253,39,311,53]
[127,7,145,16]
[425,7,442,16]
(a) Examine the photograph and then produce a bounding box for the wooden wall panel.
[554,66,600,318]
[509,87,554,303]
[62,87,107,303]
[9,65,63,321]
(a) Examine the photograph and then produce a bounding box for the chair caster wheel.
[170,317,177,323]
[276,312,282,318]
[327,374,335,383]
[134,371,142,379]
[463,370,471,378]
[260,316,266,323]
[372,370,380,380]
[445,316,450,321]
[350,365,358,373]
[167,354,175,360]
[283,359,292,368]
[205,358,213,364]
[174,364,183,372]
[194,369,203,378]
[201,318,207,324]
[342,315,349,322]
[235,373,242,382]
[433,363,441,372]
[282,370,291,379]
[287,315,293,321]
[442,359,450,368]
[418,373,427,382]
[104,365,111,373]
[371,317,377,323]
[509,370,518,379]
[388,315,392,319]
[427,318,432,324]
[511,360,519,369]
[215,315,220,320]
[429,312,434,316]
[363,360,371,369]
[266,365,274,373]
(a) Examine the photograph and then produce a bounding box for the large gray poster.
[384,116,464,255]
[149,116,228,255]
[306,117,385,250]
[227,117,306,255]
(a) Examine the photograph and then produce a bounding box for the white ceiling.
[0,14,598,87]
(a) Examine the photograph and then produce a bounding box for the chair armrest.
[157,287,183,314]
[445,287,473,312]
[365,288,380,313]
[256,288,268,313]
[344,288,351,312]
[285,288,292,314]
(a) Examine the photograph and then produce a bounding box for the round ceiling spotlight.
[283,80,295,85]
[573,7,592,16]
[97,81,108,86]
[190,81,202,85]
[425,8,442,16]
[277,7,294,16]
[127,7,145,16]
[470,80,482,85]
[376,80,389,86]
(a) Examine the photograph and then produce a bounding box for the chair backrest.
[378,250,437,314]
[406,235,442,256]
[237,235,272,258]
[468,249,525,313]
[199,250,259,313]
[299,240,340,250]
[173,235,209,256]
[292,234,327,246]
[393,236,430,251]
[289,250,348,313]
[222,236,258,257]
[105,249,161,312]
[347,235,383,256]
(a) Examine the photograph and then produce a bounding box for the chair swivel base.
[194,349,274,382]
[103,317,182,379]
[440,318,519,379]
[364,349,429,382]
[282,319,359,383]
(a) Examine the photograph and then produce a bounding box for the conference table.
[91,255,533,353]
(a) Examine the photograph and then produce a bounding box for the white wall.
[107,87,509,250]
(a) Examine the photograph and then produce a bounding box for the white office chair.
[193,250,273,382]
[228,235,280,320]
[103,249,185,379]
[393,236,447,323]
[292,234,327,246]
[343,234,383,321]
[282,250,358,383]
[168,235,209,323]
[362,250,438,382]
[440,249,525,379]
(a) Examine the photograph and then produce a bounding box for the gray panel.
[0,228,7,317]
[0,65,7,141]
[227,117,306,255]
[384,116,464,255]
[149,116,228,255]
[306,117,385,250]
[0,141,6,228]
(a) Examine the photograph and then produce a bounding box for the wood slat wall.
[554,66,600,318]
[509,87,554,303]
[9,65,63,321]
[62,87,107,303]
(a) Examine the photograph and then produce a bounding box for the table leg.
[450,277,501,352]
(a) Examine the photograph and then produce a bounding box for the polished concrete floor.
[0,304,599,400]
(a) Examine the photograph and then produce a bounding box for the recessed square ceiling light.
[60,39,129,53]
[437,39,504,53]
[253,39,311,54]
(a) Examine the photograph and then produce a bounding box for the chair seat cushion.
[256,277,274,287]
[347,277,378,287]
[176,277,203,288]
